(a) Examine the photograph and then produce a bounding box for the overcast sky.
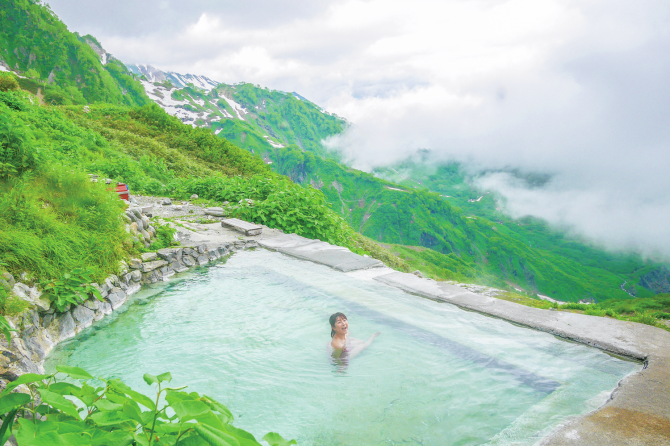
[48,0,670,260]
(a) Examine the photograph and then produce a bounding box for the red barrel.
[115,183,130,201]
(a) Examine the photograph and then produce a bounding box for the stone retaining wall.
[0,236,259,388]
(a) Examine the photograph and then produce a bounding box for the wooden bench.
[221,218,262,236]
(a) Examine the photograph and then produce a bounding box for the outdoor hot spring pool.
[45,249,640,445]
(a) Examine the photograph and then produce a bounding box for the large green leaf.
[89,429,135,446]
[121,400,145,425]
[14,419,70,446]
[222,425,263,446]
[48,382,83,396]
[0,408,19,445]
[262,432,297,446]
[3,373,49,393]
[38,389,81,420]
[93,399,123,412]
[88,410,135,427]
[171,400,210,420]
[193,423,240,446]
[56,365,94,380]
[143,371,172,386]
[202,395,234,423]
[177,434,208,446]
[70,382,101,407]
[56,365,93,379]
[0,392,31,413]
[192,411,227,431]
[109,379,156,410]
[165,389,199,405]
[133,433,150,446]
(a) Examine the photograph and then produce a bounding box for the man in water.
[329,312,380,360]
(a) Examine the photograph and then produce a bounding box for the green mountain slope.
[0,0,148,106]
[137,77,345,160]
[134,76,668,302]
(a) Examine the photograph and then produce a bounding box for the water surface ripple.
[46,250,640,445]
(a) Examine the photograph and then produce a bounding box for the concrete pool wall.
[1,216,669,445]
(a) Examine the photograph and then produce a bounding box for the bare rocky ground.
[129,194,285,247]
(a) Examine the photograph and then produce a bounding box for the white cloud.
[47,0,670,258]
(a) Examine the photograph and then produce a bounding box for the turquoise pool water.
[45,249,640,445]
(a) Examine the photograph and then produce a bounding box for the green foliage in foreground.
[0,366,295,446]
[40,268,103,313]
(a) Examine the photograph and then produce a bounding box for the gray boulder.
[196,255,209,266]
[157,248,181,262]
[142,260,168,272]
[141,252,157,262]
[90,283,108,299]
[72,306,95,328]
[161,198,172,206]
[118,260,129,275]
[139,229,151,242]
[182,256,196,267]
[83,298,100,311]
[204,207,225,217]
[12,283,50,312]
[106,288,127,310]
[190,194,198,200]
[130,270,142,282]
[170,261,189,273]
[57,312,76,340]
[129,258,142,269]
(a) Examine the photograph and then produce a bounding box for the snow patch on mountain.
[263,136,284,148]
[140,80,200,127]
[218,94,248,120]
[126,64,219,92]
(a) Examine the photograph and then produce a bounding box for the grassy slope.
[0,0,148,106]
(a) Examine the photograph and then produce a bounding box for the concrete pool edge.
[259,233,670,445]
[370,271,670,446]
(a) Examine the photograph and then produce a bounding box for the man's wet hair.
[329,312,347,338]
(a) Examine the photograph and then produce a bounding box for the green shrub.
[0,73,19,92]
[0,111,40,178]
[631,313,659,327]
[147,219,178,251]
[40,267,103,312]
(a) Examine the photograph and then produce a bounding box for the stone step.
[221,218,262,236]
[204,207,225,217]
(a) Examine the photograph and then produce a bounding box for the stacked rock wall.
[0,230,259,389]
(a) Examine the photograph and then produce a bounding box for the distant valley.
[127,64,670,302]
